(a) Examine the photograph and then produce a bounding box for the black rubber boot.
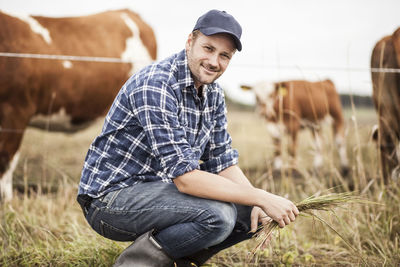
[173,248,214,267]
[113,230,174,267]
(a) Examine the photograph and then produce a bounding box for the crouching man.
[77,9,299,267]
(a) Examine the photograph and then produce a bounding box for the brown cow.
[371,27,400,183]
[242,79,348,173]
[0,9,157,201]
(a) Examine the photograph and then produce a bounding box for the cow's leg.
[266,123,283,169]
[288,130,298,168]
[310,128,324,169]
[329,102,349,175]
[285,115,300,168]
[272,137,283,169]
[331,117,349,176]
[0,152,20,202]
[334,131,349,171]
[0,102,35,201]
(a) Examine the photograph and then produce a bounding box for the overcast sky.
[1,0,399,104]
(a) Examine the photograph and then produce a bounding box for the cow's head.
[241,81,277,120]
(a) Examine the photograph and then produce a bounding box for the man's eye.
[204,46,212,51]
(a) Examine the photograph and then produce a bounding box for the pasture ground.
[1,106,399,266]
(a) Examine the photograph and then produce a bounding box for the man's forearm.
[173,167,299,228]
[173,169,262,207]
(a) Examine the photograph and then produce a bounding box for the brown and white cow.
[0,9,157,201]
[371,27,400,183]
[242,79,348,172]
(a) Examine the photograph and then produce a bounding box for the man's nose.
[208,53,219,68]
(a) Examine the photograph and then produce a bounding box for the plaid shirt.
[78,49,238,198]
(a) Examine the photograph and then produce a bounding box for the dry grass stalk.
[251,191,369,255]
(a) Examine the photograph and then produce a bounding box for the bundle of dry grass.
[251,191,370,255]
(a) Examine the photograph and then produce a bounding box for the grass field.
[1,105,399,266]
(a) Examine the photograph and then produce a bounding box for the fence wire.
[1,51,400,73]
[0,51,397,133]
[0,52,130,63]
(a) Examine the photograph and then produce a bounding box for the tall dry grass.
[0,107,399,266]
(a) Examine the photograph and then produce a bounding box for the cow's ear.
[274,83,288,96]
[240,85,252,91]
[276,82,288,90]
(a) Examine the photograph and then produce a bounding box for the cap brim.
[199,27,242,51]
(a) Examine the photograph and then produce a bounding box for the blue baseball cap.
[193,10,242,51]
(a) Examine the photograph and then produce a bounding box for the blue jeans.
[81,182,254,259]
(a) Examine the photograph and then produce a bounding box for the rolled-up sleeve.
[130,80,199,179]
[200,92,239,173]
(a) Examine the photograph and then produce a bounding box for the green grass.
[1,107,399,266]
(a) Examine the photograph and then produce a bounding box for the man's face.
[186,32,236,89]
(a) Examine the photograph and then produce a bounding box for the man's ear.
[186,33,194,50]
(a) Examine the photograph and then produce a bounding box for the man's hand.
[258,191,299,228]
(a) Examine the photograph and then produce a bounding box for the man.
[77,9,299,267]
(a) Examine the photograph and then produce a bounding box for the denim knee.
[206,202,237,246]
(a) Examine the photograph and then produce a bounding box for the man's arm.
[173,167,298,228]
[218,164,253,187]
